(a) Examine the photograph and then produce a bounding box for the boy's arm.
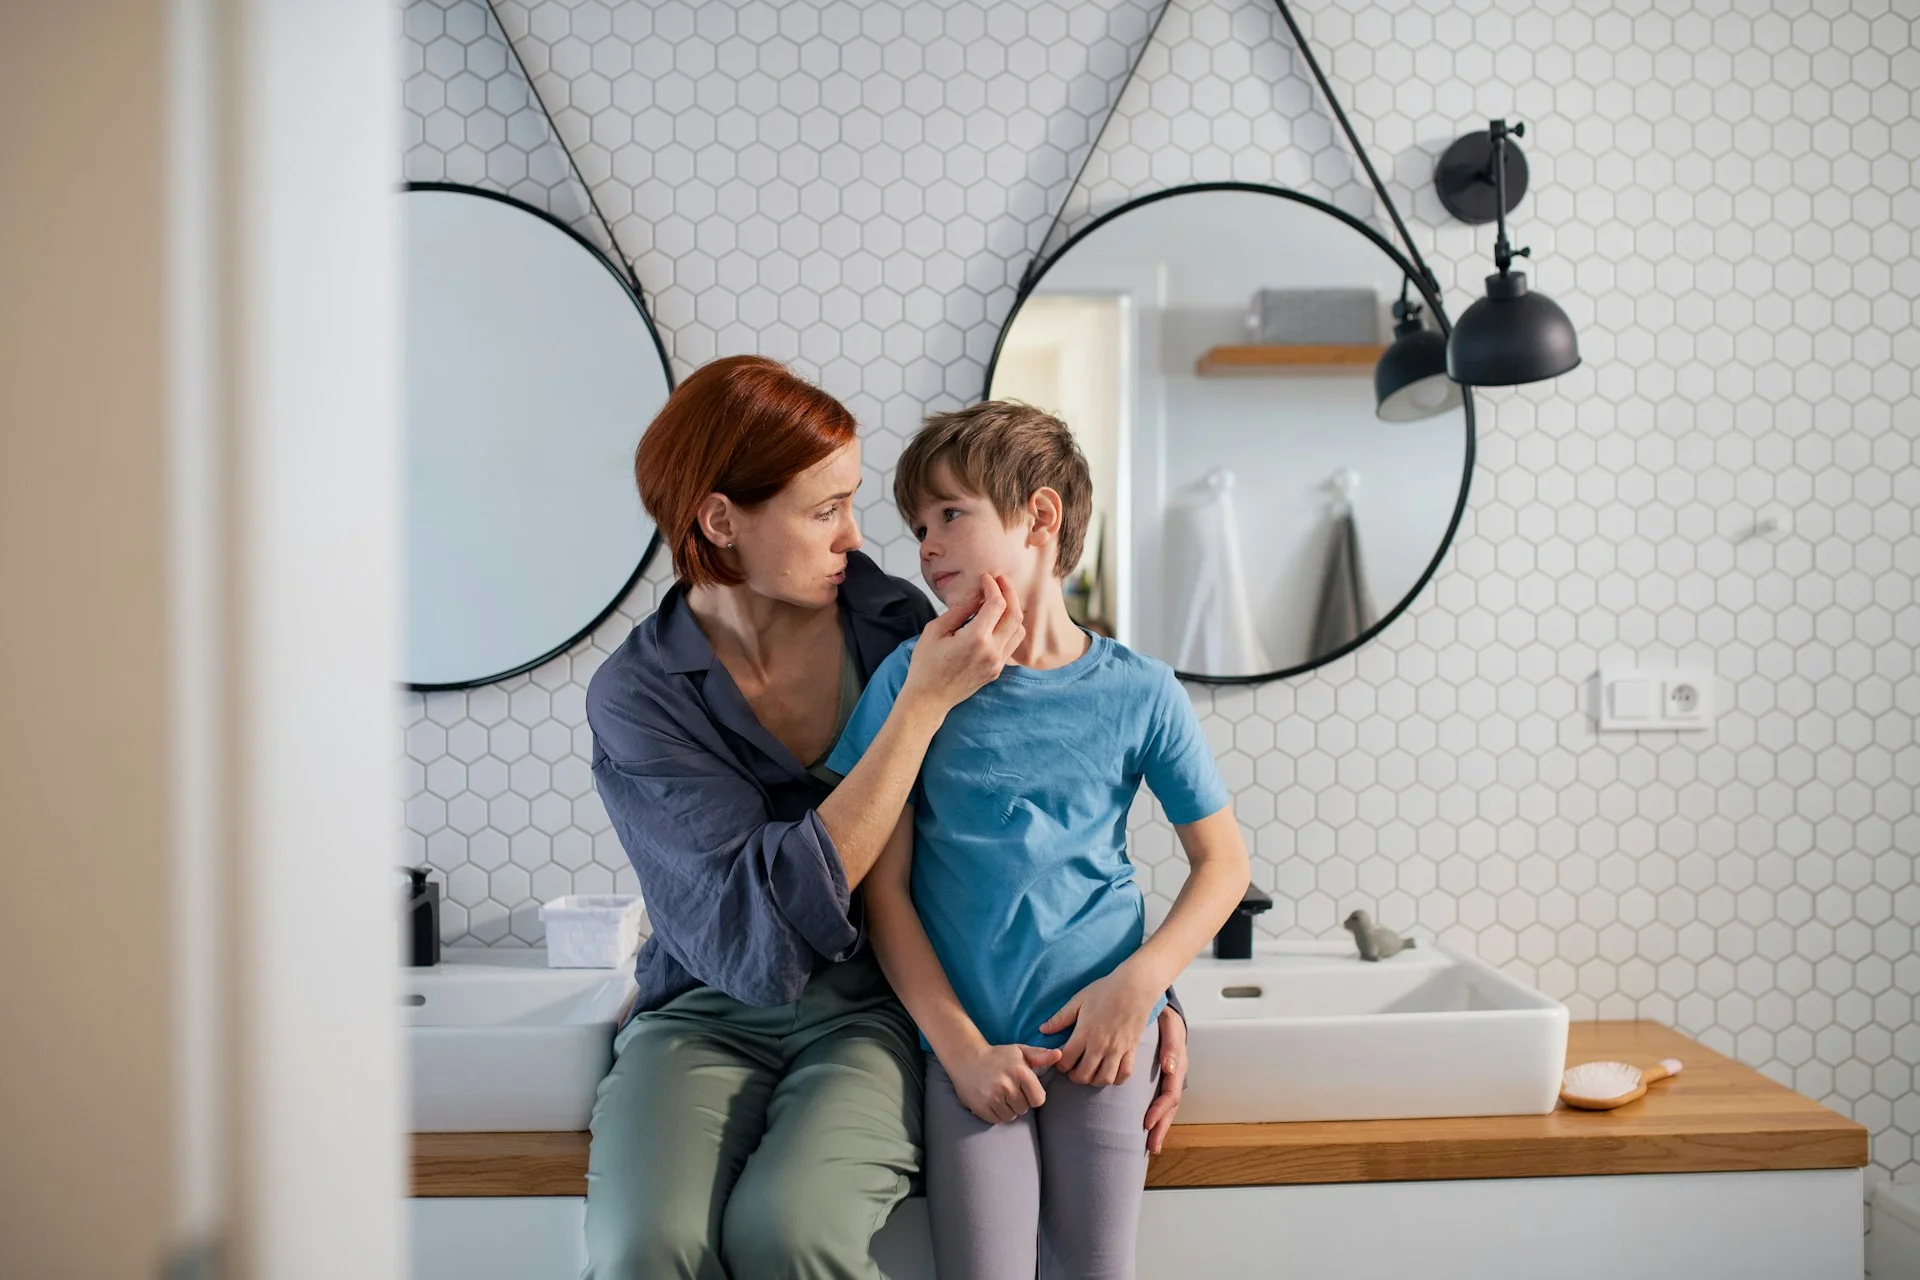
[1041,806,1249,1086]
[1127,665,1250,998]
[864,809,992,1065]
[1129,806,1251,993]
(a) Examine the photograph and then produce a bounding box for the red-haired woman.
[582,356,1189,1277]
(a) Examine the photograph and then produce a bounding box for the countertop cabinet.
[411,1172,1863,1280]
[410,1023,1869,1280]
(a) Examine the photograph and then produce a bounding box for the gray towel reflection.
[1310,512,1378,659]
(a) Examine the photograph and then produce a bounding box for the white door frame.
[172,1,407,1275]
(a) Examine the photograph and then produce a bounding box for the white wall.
[398,0,1920,1195]
[237,3,408,1276]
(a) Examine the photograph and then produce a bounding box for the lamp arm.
[1268,0,1446,328]
[1488,119,1531,276]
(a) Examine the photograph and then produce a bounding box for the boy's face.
[908,462,1047,608]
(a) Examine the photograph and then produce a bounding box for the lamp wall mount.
[1434,126,1532,226]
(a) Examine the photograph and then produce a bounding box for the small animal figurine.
[1343,909,1417,961]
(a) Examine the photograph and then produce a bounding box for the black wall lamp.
[1437,119,1581,386]
[1375,277,1462,421]
[1265,0,1580,411]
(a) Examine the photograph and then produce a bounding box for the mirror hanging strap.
[1019,0,1177,298]
[483,0,647,307]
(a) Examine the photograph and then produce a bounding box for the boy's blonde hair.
[894,401,1093,577]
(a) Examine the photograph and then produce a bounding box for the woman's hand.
[1142,1005,1188,1155]
[1037,961,1161,1087]
[946,1042,1060,1124]
[901,573,1025,714]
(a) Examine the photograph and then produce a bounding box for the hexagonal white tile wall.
[401,0,1920,1190]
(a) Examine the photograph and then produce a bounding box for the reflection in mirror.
[988,186,1473,683]
[402,186,670,689]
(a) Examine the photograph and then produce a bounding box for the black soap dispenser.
[1213,884,1272,960]
[402,866,441,968]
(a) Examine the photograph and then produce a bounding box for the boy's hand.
[1039,963,1161,1086]
[945,1042,1060,1124]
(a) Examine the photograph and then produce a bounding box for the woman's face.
[726,440,864,609]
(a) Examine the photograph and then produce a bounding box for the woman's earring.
[726,542,736,549]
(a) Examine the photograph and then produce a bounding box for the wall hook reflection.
[1327,467,1360,516]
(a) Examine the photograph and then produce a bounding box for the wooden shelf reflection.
[1195,343,1386,377]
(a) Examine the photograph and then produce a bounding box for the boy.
[826,401,1250,1279]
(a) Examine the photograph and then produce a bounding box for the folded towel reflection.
[1170,469,1272,677]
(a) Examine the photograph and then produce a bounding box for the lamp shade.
[1446,269,1580,386]
[1374,318,1462,421]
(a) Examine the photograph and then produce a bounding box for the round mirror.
[986,183,1475,684]
[402,184,670,690]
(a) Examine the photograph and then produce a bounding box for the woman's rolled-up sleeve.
[590,695,861,1007]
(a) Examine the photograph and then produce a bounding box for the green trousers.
[583,952,923,1280]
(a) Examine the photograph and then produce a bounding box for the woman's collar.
[834,549,909,619]
[654,550,909,677]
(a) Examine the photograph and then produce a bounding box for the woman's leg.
[921,1053,1043,1280]
[583,1007,779,1280]
[721,965,925,1280]
[1034,1027,1161,1280]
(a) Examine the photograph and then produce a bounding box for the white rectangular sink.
[404,947,634,1132]
[1176,941,1568,1124]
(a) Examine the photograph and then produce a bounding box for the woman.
[582,355,1190,1279]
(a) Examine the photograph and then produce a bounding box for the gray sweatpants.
[923,1026,1160,1280]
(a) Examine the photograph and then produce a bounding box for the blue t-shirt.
[826,631,1230,1050]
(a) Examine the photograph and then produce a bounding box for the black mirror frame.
[402,182,673,693]
[983,181,1476,687]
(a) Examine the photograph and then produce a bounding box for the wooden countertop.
[412,1021,1867,1197]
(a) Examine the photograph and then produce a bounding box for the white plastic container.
[1870,1179,1920,1278]
[537,894,649,969]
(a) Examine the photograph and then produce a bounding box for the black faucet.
[1213,885,1272,960]
[402,866,441,967]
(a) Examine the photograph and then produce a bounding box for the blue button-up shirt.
[585,551,935,1013]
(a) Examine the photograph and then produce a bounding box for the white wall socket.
[1595,668,1715,731]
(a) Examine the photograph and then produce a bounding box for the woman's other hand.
[901,573,1025,713]
[946,1042,1059,1125]
[1142,1005,1188,1155]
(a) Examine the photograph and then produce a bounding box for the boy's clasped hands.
[946,957,1164,1124]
